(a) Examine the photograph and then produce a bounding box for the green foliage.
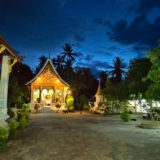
[8,63,32,107]
[7,107,15,118]
[34,104,40,111]
[98,100,124,114]
[102,79,129,101]
[126,58,151,97]
[144,41,160,100]
[79,95,89,110]
[19,116,28,130]
[0,127,9,146]
[108,57,126,83]
[9,120,19,138]
[22,103,29,110]
[66,95,74,111]
[120,108,131,122]
[17,110,30,121]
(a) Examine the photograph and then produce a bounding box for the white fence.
[128,99,160,113]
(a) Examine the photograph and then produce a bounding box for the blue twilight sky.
[0,0,160,77]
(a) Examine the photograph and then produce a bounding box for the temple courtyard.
[0,112,160,160]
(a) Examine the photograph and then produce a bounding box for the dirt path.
[0,112,160,160]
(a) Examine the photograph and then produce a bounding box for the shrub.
[83,105,90,110]
[19,116,28,130]
[56,102,61,108]
[79,95,88,109]
[34,104,40,112]
[9,120,19,138]
[17,111,23,121]
[66,95,74,111]
[7,107,15,118]
[0,127,9,146]
[120,108,131,122]
[22,103,29,111]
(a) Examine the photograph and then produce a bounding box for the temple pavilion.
[26,59,70,108]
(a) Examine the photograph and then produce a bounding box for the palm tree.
[52,55,64,74]
[61,43,77,67]
[108,57,126,83]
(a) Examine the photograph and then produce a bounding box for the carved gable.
[31,63,66,87]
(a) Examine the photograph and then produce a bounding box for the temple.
[26,59,70,108]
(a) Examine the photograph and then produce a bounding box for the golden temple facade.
[26,59,70,106]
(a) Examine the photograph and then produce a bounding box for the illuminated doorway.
[33,89,40,102]
[42,89,54,106]
[55,90,64,103]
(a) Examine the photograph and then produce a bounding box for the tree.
[35,56,47,73]
[12,62,34,85]
[126,58,151,97]
[99,71,108,89]
[108,57,126,83]
[102,78,129,101]
[52,55,65,75]
[8,62,33,107]
[144,40,160,100]
[61,43,77,67]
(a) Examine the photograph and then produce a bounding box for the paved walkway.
[0,112,160,160]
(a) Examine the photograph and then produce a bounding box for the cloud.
[85,55,93,61]
[76,60,108,78]
[94,50,113,56]
[74,33,86,42]
[107,14,160,47]
[137,0,160,13]
[0,0,89,53]
[131,44,149,52]
[93,18,106,26]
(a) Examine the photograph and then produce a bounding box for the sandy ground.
[0,112,160,160]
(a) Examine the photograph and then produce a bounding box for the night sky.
[1,0,160,77]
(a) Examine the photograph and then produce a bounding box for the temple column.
[54,87,56,103]
[40,86,42,103]
[31,86,34,103]
[0,56,10,127]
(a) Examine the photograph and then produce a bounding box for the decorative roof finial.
[48,52,51,59]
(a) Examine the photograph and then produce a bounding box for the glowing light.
[67,90,71,95]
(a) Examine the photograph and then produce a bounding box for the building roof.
[26,59,70,87]
[0,35,21,62]
[96,81,101,95]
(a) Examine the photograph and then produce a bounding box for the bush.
[0,127,9,146]
[83,105,90,110]
[22,103,29,111]
[17,111,23,121]
[120,108,131,122]
[7,107,15,118]
[9,120,19,138]
[79,95,88,109]
[34,104,40,112]
[66,95,74,111]
[19,116,28,130]
[56,102,61,108]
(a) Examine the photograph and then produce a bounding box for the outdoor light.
[67,90,71,95]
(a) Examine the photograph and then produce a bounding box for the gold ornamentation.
[9,58,17,74]
[0,44,6,54]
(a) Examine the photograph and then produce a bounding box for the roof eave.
[0,35,22,62]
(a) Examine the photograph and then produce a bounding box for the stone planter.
[140,122,160,129]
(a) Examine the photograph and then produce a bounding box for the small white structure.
[0,35,21,127]
[128,99,160,113]
[92,82,104,111]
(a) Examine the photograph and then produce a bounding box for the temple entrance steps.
[39,107,56,113]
